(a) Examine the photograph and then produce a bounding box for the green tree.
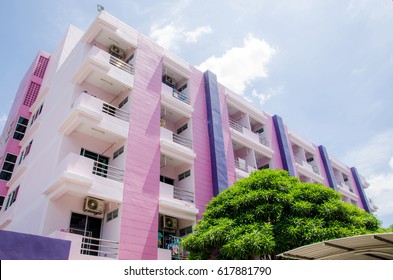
[182,169,382,259]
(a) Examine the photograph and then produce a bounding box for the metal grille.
[23,81,40,107]
[33,56,49,78]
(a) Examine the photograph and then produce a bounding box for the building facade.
[0,11,377,260]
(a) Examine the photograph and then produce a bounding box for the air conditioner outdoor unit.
[84,197,105,214]
[109,44,124,59]
[161,215,178,230]
[163,75,176,87]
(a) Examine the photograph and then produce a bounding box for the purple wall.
[0,230,70,260]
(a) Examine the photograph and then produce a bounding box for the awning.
[278,233,393,260]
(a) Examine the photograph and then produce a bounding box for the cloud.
[0,113,7,132]
[344,130,393,176]
[150,23,212,51]
[185,26,212,43]
[197,34,276,95]
[366,156,393,222]
[251,86,283,106]
[344,130,393,226]
[150,23,180,50]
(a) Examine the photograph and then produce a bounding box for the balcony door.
[69,212,102,256]
[80,148,109,177]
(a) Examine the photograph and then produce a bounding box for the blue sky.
[0,0,392,226]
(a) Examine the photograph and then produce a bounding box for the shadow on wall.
[0,230,71,260]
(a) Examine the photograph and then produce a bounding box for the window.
[13,116,29,140]
[30,103,44,126]
[160,175,174,186]
[4,186,19,211]
[118,96,128,109]
[176,123,188,134]
[0,196,5,211]
[255,127,264,134]
[179,226,193,237]
[0,153,17,181]
[177,83,187,92]
[178,170,191,181]
[107,208,119,222]
[18,140,33,165]
[258,164,270,170]
[113,146,124,159]
[306,157,314,163]
[80,148,109,177]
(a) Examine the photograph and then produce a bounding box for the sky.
[0,0,392,226]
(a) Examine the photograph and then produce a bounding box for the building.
[0,11,377,260]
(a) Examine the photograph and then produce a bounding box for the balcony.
[161,83,193,118]
[234,157,256,179]
[44,153,124,202]
[48,229,118,260]
[59,92,129,143]
[72,46,134,95]
[294,157,324,183]
[229,119,274,158]
[158,235,189,260]
[337,181,358,200]
[368,198,378,212]
[159,182,198,218]
[160,127,195,165]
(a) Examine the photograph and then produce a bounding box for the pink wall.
[190,68,214,220]
[118,35,162,260]
[0,51,50,195]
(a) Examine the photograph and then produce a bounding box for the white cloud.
[0,113,7,132]
[150,23,212,51]
[150,23,180,50]
[197,34,276,95]
[251,86,283,106]
[185,26,212,43]
[366,156,393,221]
[344,130,393,176]
[344,130,393,226]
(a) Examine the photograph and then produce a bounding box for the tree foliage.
[181,169,382,259]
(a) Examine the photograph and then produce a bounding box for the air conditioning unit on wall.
[84,197,105,214]
[109,44,124,59]
[163,75,176,87]
[161,215,178,230]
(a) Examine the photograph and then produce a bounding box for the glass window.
[0,153,17,181]
[13,116,29,140]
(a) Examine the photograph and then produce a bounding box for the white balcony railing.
[229,119,270,148]
[173,186,194,203]
[172,89,190,105]
[294,157,320,175]
[173,133,192,149]
[338,181,355,193]
[102,102,130,122]
[66,228,119,259]
[109,55,134,75]
[235,158,248,172]
[92,161,124,183]
[229,119,244,133]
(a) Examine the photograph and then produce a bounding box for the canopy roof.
[278,233,393,260]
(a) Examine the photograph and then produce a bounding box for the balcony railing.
[258,135,269,147]
[109,55,134,75]
[294,157,320,175]
[173,186,194,203]
[172,89,190,105]
[67,228,119,259]
[235,158,248,172]
[159,235,189,260]
[92,161,124,182]
[102,102,130,122]
[230,119,270,148]
[229,119,244,133]
[173,133,193,149]
[338,181,354,193]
